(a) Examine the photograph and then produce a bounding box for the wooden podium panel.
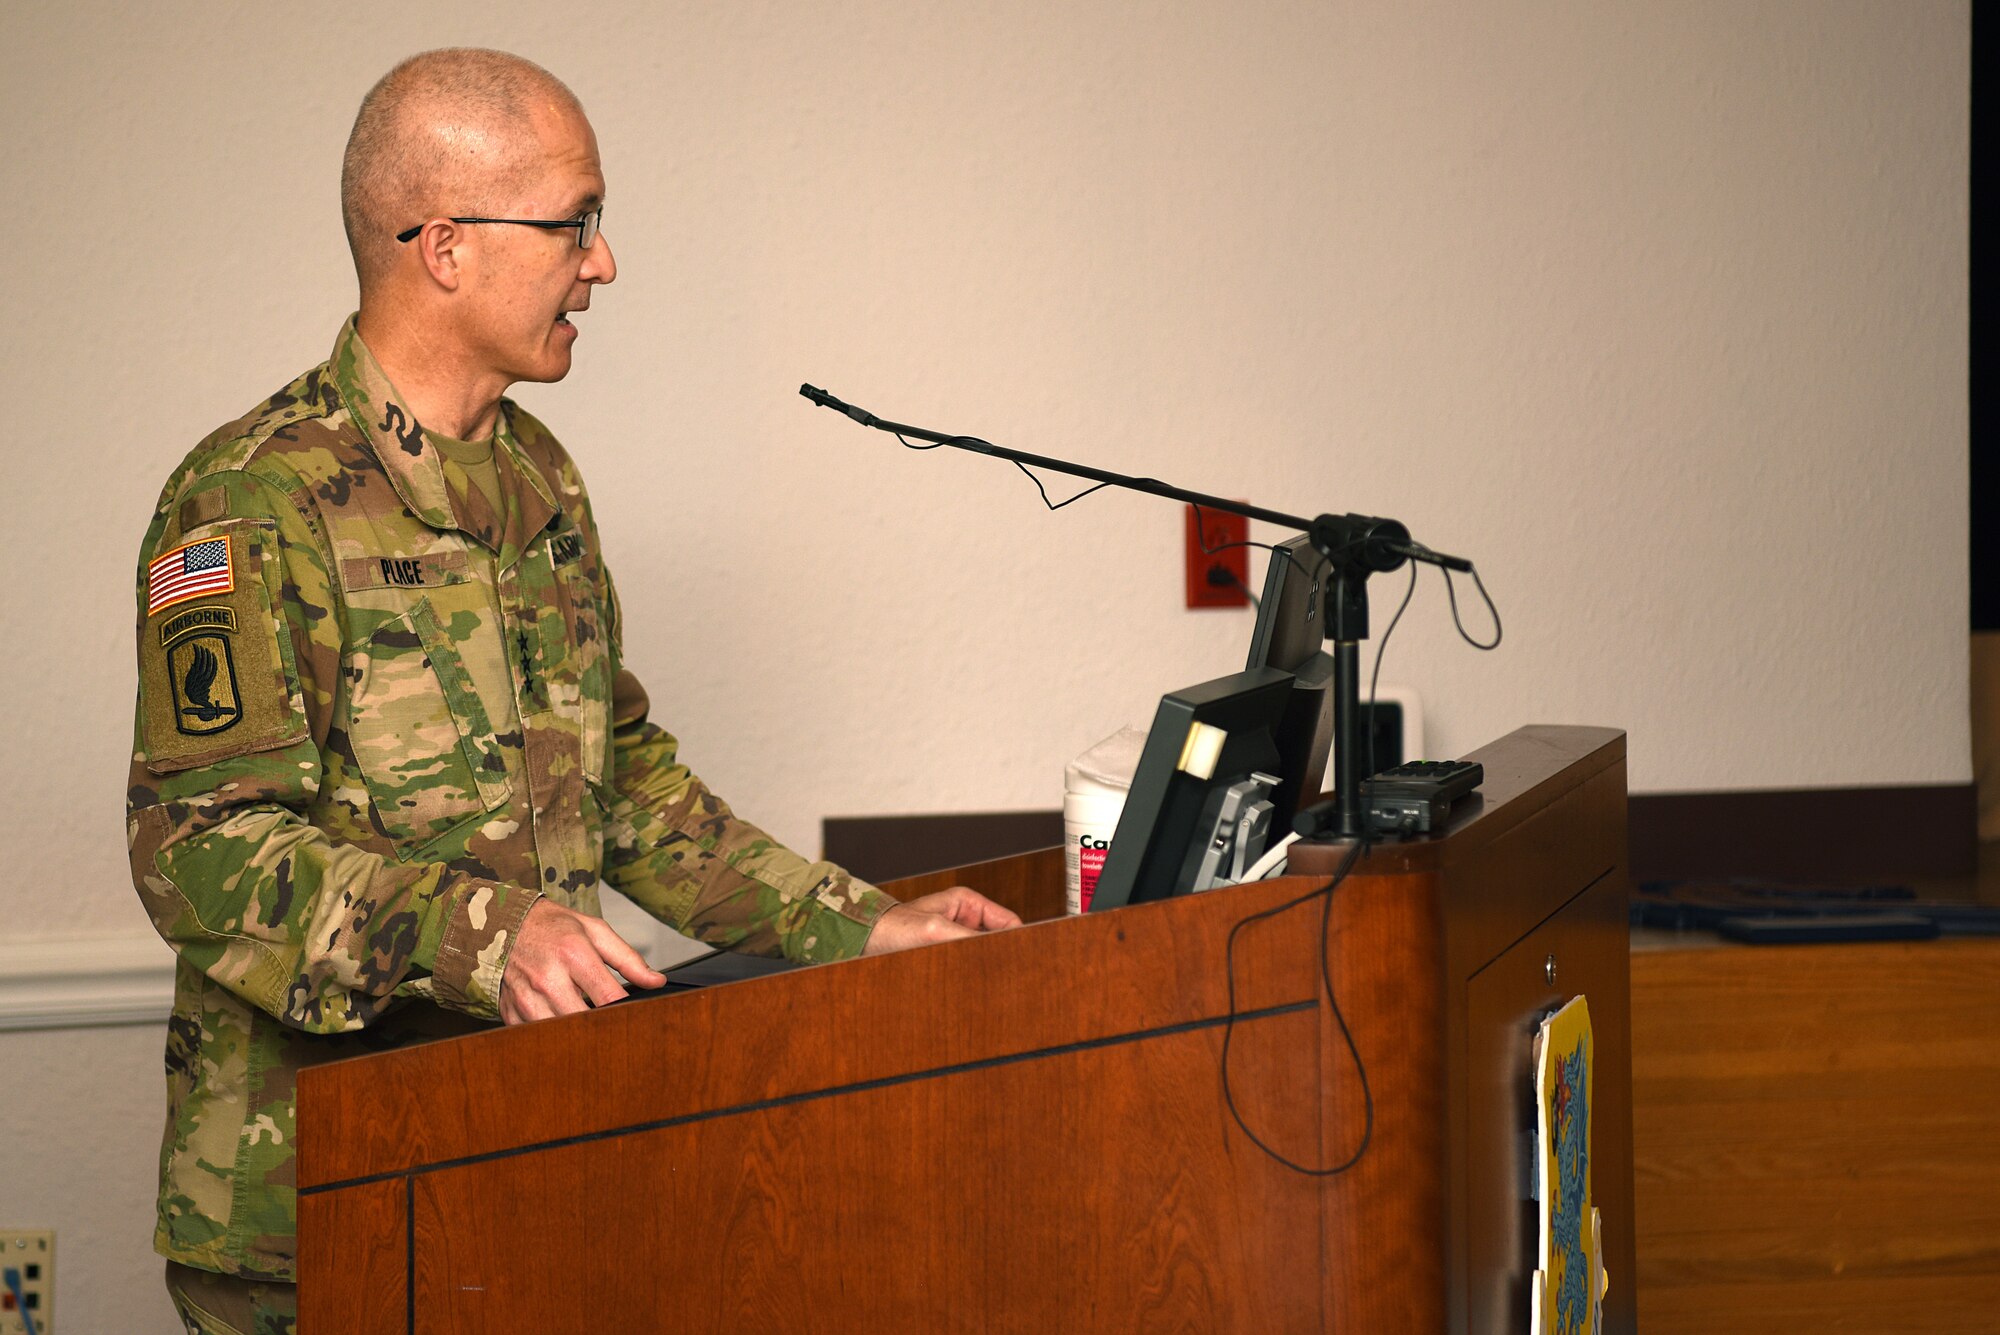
[402,1009,1325,1331]
[1293,724,1638,1331]
[298,725,1632,1333]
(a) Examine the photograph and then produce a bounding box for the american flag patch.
[148,537,234,615]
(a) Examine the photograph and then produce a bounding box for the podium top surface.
[1291,724,1624,876]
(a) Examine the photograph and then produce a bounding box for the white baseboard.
[0,936,176,1032]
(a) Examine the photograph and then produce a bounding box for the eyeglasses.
[396,207,603,249]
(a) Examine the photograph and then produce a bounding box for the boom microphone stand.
[799,384,1473,842]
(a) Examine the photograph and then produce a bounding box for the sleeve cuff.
[422,876,542,1017]
[795,879,896,964]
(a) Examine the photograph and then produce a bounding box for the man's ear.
[415,220,468,291]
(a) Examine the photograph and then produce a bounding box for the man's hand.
[499,900,667,1025]
[861,886,1022,955]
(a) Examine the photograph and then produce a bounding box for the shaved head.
[341,48,584,291]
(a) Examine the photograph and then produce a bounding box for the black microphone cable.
[1218,830,1374,1176]
[1221,557,1503,1177]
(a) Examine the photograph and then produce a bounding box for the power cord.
[1366,550,1503,779]
[1367,563,1419,782]
[1442,561,1503,649]
[3,1265,40,1335]
[1206,563,1262,609]
[1219,832,1375,1175]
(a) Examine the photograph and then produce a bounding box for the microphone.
[799,384,879,428]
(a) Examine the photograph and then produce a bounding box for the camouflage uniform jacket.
[127,317,893,1281]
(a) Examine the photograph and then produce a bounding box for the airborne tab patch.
[159,604,238,645]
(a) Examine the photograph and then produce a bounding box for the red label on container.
[1078,845,1108,913]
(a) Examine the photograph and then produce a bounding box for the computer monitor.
[1247,535,1329,675]
[1088,667,1294,910]
[1246,536,1334,832]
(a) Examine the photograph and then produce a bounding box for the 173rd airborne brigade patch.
[140,523,305,772]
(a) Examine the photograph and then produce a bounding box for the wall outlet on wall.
[0,1230,53,1335]
[1185,503,1250,608]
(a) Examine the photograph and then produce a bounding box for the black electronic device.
[1294,759,1485,838]
[1366,759,1484,802]
[607,950,799,1005]
[1088,668,1295,910]
[1245,535,1335,833]
[1362,759,1483,834]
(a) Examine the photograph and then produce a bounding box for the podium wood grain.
[299,725,1632,1333]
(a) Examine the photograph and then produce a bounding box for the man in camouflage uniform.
[128,49,1016,1335]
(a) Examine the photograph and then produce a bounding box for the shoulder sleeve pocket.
[140,517,309,774]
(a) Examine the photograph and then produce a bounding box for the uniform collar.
[329,316,559,555]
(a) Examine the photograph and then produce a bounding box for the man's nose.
[583,230,616,285]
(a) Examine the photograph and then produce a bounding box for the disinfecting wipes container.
[1064,724,1148,914]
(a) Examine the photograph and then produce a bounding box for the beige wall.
[0,2,1969,1329]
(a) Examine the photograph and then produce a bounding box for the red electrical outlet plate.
[1185,503,1250,608]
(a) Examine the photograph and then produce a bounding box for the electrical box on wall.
[0,1230,53,1335]
[1185,504,1250,608]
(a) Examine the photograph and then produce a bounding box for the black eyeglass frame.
[395,208,603,248]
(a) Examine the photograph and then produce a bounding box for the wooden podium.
[298,725,1635,1333]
